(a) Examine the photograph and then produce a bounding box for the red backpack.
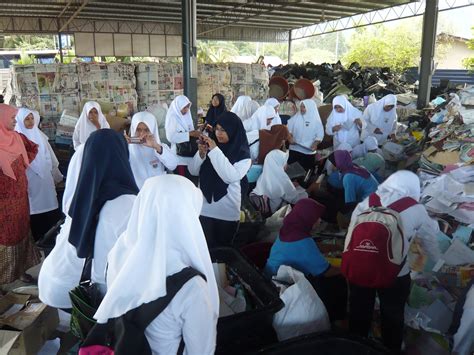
[341,193,417,288]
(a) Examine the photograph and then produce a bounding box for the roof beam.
[59,0,89,32]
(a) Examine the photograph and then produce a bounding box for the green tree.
[463,27,474,71]
[4,35,56,50]
[12,51,36,65]
[197,40,239,63]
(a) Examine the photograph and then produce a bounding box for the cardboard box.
[0,293,59,355]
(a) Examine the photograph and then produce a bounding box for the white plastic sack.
[272,265,330,341]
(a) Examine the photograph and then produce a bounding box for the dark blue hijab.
[68,129,139,258]
[200,112,250,203]
[205,93,227,127]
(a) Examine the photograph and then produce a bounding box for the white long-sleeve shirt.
[145,277,217,355]
[453,285,474,355]
[188,148,251,221]
[165,112,194,166]
[38,194,136,308]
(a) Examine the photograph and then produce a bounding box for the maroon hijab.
[280,199,326,242]
[329,150,370,178]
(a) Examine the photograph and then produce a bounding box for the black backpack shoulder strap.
[114,267,206,355]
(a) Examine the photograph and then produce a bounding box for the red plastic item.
[293,78,315,100]
[269,76,289,100]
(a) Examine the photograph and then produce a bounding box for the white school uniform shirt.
[164,95,194,166]
[93,176,219,354]
[38,194,135,308]
[326,95,363,148]
[73,101,110,150]
[252,150,307,213]
[362,94,398,145]
[15,108,63,214]
[287,99,324,154]
[129,112,178,189]
[453,285,474,355]
[349,171,439,277]
[188,148,251,221]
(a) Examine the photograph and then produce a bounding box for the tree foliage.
[463,27,474,71]
[4,35,56,50]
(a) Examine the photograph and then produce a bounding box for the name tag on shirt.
[305,121,310,127]
[149,159,159,169]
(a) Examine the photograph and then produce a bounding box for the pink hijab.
[280,199,326,242]
[0,104,29,180]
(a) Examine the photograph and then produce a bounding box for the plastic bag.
[272,265,330,341]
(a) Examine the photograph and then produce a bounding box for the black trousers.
[307,274,348,322]
[288,150,316,171]
[199,216,239,249]
[348,274,411,353]
[30,209,63,242]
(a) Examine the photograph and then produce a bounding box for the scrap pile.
[271,61,410,103]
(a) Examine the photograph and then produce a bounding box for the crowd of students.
[0,91,472,354]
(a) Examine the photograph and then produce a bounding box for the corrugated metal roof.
[0,0,418,41]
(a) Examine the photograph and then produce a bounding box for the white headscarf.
[326,95,363,147]
[129,112,163,189]
[253,149,294,199]
[364,136,379,151]
[165,95,193,133]
[365,94,397,137]
[73,101,110,149]
[376,170,420,206]
[62,144,84,214]
[250,105,276,131]
[264,98,282,125]
[94,175,219,323]
[336,142,353,152]
[231,96,254,121]
[15,108,51,178]
[288,99,324,148]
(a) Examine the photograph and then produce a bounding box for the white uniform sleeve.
[44,134,64,183]
[287,116,295,134]
[243,116,256,132]
[325,114,335,136]
[165,115,190,144]
[72,126,81,150]
[314,117,324,142]
[453,286,474,355]
[362,106,377,134]
[187,151,205,176]
[156,144,178,172]
[282,184,308,205]
[208,148,251,184]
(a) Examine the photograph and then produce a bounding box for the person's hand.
[89,117,100,130]
[311,141,320,151]
[142,134,163,154]
[390,133,397,142]
[292,181,300,187]
[189,130,201,138]
[123,131,131,143]
[374,127,383,135]
[355,119,363,129]
[333,124,343,133]
[287,134,295,144]
[198,142,208,159]
[201,135,217,150]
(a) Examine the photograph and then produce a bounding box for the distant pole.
[288,30,292,64]
[335,32,339,62]
[58,33,64,63]
[417,0,439,109]
[182,0,197,121]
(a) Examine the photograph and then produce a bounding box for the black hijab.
[68,129,139,258]
[200,112,250,203]
[205,93,227,127]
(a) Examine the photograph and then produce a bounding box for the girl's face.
[135,122,150,137]
[300,103,306,114]
[5,112,16,131]
[211,96,220,107]
[266,117,274,126]
[215,124,229,144]
[274,104,280,113]
[24,113,35,129]
[383,104,395,112]
[181,103,191,115]
[88,107,99,123]
[334,105,345,113]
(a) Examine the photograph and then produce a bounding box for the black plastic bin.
[257,332,388,355]
[210,247,284,354]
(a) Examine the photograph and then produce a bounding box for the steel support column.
[58,33,64,63]
[288,30,292,64]
[182,0,198,121]
[417,0,438,109]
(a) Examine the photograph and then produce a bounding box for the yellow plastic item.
[326,257,342,267]
[411,130,424,141]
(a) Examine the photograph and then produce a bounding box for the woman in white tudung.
[127,112,177,189]
[362,94,398,145]
[243,105,277,132]
[252,149,308,214]
[287,99,324,171]
[231,95,258,122]
[326,95,364,148]
[264,98,282,125]
[72,101,110,150]
[164,95,201,177]
[94,175,219,355]
[15,108,63,241]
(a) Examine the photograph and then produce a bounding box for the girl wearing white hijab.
[264,98,282,125]
[72,101,110,150]
[164,95,201,174]
[15,108,63,241]
[94,175,219,355]
[351,136,381,160]
[347,170,439,352]
[252,149,308,214]
[287,99,324,170]
[362,94,398,145]
[243,105,276,132]
[326,95,364,148]
[231,95,255,122]
[127,112,177,189]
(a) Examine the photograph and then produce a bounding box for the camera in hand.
[129,137,144,144]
